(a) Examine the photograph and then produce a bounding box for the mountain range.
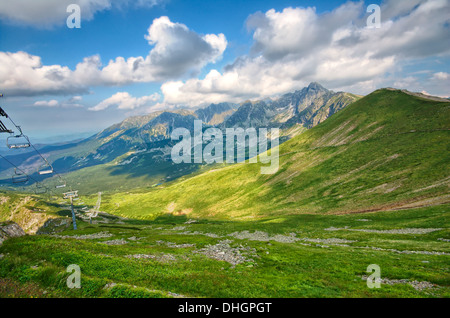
[0,83,360,193]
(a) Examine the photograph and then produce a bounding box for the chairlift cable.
[0,153,46,188]
[1,105,64,181]
[0,98,70,192]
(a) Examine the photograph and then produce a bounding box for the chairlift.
[63,191,79,200]
[7,128,31,149]
[55,181,67,189]
[35,184,48,195]
[12,168,29,184]
[38,163,54,175]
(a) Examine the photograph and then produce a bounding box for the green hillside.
[103,89,450,220]
[1,89,449,299]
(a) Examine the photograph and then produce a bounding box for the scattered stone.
[156,240,195,248]
[102,239,128,246]
[228,231,357,246]
[437,238,450,242]
[178,230,221,238]
[356,246,449,256]
[361,276,437,291]
[194,240,258,266]
[300,238,356,244]
[356,219,371,222]
[103,282,117,290]
[126,254,155,260]
[127,236,144,241]
[126,253,177,263]
[228,231,300,243]
[52,231,113,240]
[167,291,185,298]
[325,227,442,235]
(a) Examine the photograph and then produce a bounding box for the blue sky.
[0,0,449,140]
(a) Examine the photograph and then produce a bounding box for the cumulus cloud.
[97,16,227,84]
[0,17,227,97]
[0,51,87,96]
[0,0,165,27]
[34,100,59,107]
[161,0,450,106]
[33,96,84,108]
[432,72,450,80]
[89,92,161,111]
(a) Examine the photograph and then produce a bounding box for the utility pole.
[70,197,77,230]
[64,191,79,230]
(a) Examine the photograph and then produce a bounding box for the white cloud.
[432,72,450,80]
[89,92,161,111]
[33,96,84,108]
[0,0,165,27]
[0,51,86,97]
[34,100,59,107]
[98,16,227,83]
[0,17,227,97]
[161,0,450,105]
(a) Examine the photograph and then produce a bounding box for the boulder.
[0,221,26,245]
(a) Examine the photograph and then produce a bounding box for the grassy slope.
[0,204,448,298]
[103,89,450,220]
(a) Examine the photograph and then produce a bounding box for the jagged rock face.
[195,103,237,125]
[222,82,359,130]
[0,221,25,245]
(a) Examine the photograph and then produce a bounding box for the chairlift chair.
[38,163,54,175]
[35,184,48,195]
[55,181,67,189]
[12,168,29,184]
[63,191,79,200]
[7,129,31,149]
